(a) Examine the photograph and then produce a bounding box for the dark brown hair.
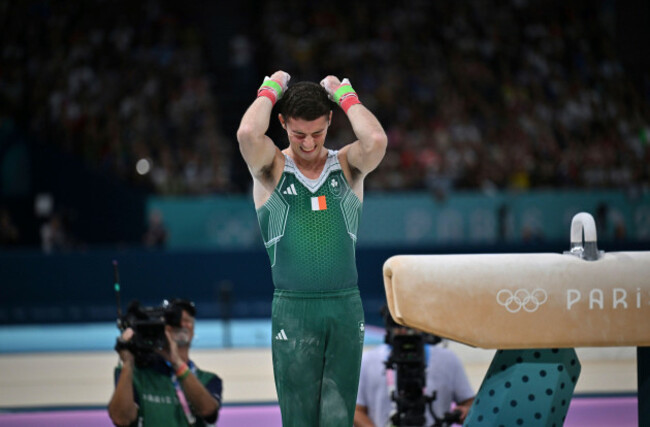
[278,81,332,121]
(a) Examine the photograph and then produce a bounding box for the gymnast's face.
[279,113,332,162]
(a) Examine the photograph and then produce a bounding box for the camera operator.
[108,299,222,426]
[354,308,474,427]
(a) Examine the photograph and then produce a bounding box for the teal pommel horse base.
[465,349,580,426]
[383,212,650,426]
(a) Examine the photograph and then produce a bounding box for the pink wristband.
[333,83,361,114]
[339,94,361,114]
[257,78,284,106]
[257,89,277,105]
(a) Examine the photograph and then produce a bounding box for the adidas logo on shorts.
[275,329,288,341]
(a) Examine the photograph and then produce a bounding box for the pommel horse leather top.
[383,213,650,349]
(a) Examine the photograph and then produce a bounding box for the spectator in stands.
[40,213,70,254]
[143,209,168,249]
[0,208,20,247]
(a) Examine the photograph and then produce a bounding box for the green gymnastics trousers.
[271,288,365,427]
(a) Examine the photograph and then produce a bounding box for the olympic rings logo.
[496,288,548,313]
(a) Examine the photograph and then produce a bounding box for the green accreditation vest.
[115,362,220,427]
[256,150,362,291]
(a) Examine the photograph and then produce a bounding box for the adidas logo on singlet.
[282,183,297,195]
[275,329,288,341]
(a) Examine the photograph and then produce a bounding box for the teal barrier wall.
[149,191,650,249]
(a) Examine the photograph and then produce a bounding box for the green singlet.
[256,149,362,291]
[256,150,365,426]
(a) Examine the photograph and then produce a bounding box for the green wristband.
[259,79,283,97]
[334,85,356,104]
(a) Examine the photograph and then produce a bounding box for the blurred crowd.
[1,0,649,197]
[2,0,235,195]
[259,0,650,195]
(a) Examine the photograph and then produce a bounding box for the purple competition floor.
[0,396,637,427]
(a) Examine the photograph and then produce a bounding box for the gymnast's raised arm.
[236,70,290,180]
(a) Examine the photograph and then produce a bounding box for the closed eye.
[292,131,324,139]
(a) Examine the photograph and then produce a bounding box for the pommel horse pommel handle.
[568,211,600,261]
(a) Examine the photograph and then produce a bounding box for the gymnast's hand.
[257,71,291,105]
[269,70,291,92]
[320,76,361,113]
[319,75,343,101]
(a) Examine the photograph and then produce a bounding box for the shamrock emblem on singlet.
[329,177,342,197]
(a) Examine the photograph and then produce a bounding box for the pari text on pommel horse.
[566,288,647,310]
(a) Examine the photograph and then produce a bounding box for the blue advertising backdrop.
[1,191,648,325]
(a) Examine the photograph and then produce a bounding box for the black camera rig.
[115,299,185,367]
[382,307,462,427]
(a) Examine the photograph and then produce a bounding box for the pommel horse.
[383,212,650,425]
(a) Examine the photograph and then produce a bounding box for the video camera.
[115,299,195,367]
[382,307,461,427]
